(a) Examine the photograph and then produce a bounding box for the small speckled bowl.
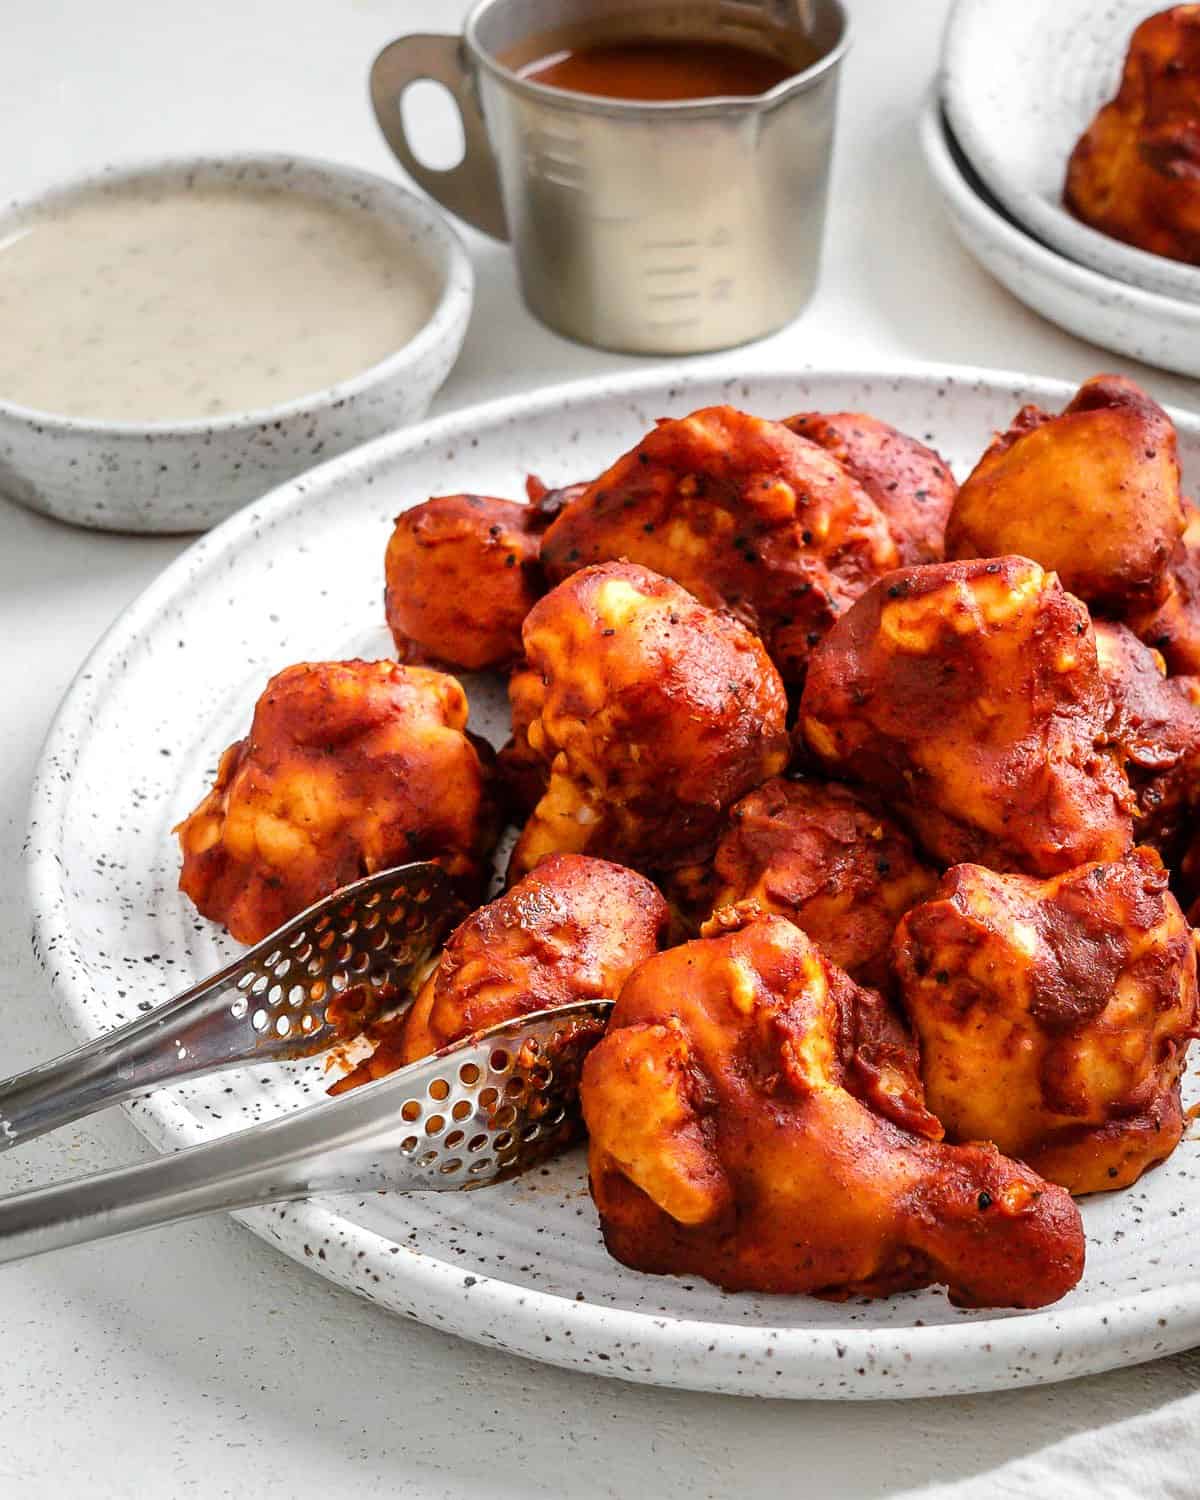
[0,154,474,533]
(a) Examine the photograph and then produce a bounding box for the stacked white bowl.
[925,0,1200,378]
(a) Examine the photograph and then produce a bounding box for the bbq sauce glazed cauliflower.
[330,853,668,1089]
[782,410,958,566]
[892,849,1200,1195]
[798,556,1135,875]
[1065,5,1200,266]
[507,562,789,882]
[582,911,1085,1307]
[944,375,1184,615]
[177,660,497,945]
[668,776,937,988]
[1127,499,1200,676]
[384,493,546,672]
[538,406,899,682]
[1094,620,1200,862]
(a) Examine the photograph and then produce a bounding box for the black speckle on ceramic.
[24,366,1200,1399]
[0,154,473,534]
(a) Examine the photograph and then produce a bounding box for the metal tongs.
[0,1000,610,1264]
[0,864,612,1263]
[0,863,461,1151]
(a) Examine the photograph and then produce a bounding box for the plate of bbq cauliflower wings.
[28,363,1200,1398]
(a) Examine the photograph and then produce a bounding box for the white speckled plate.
[942,0,1200,304]
[26,366,1200,1400]
[920,97,1200,379]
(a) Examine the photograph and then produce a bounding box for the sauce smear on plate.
[514,39,798,101]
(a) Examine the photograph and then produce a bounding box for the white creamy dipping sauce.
[0,183,440,422]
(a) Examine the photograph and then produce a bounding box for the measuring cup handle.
[370,34,509,241]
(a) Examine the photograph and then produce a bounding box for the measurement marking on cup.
[646,290,703,303]
[537,170,587,191]
[530,126,581,147]
[641,238,699,251]
[535,152,584,172]
[528,141,586,192]
[526,129,586,191]
[642,264,700,278]
[527,129,581,152]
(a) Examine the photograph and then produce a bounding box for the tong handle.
[0,1062,422,1264]
[0,981,247,1150]
[0,862,457,1152]
[0,1002,609,1265]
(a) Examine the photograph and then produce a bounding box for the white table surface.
[2,1,1198,1494]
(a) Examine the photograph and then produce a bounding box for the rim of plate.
[25,362,1200,1398]
[919,94,1200,328]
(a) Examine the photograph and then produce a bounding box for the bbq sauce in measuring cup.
[514,39,803,102]
[371,0,850,354]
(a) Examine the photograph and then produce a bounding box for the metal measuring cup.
[371,0,851,355]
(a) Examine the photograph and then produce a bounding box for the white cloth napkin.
[899,1385,1200,1498]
